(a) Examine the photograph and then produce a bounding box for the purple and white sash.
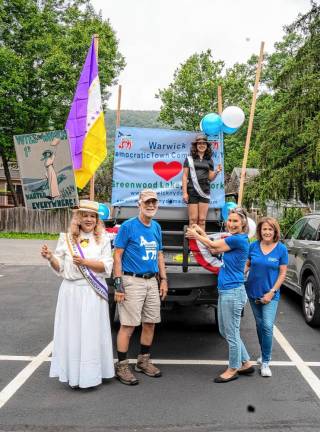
[66,234,109,301]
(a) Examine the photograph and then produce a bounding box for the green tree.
[0,0,125,205]
[95,152,114,202]
[157,3,320,207]
[156,50,258,173]
[245,3,320,206]
[156,50,225,130]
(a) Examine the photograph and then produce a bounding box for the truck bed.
[107,205,223,311]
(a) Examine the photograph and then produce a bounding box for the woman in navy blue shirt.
[186,208,253,383]
[245,217,288,378]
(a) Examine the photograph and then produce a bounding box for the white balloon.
[248,217,256,239]
[221,106,245,129]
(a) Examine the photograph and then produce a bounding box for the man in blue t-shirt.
[113,189,168,386]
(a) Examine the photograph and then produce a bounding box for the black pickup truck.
[106,205,225,326]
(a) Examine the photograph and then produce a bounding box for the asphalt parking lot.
[1,240,320,432]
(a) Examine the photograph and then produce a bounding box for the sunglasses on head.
[229,207,247,218]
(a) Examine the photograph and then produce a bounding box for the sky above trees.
[91,0,313,110]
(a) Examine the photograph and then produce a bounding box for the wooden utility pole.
[217,85,223,115]
[217,85,223,167]
[238,42,265,206]
[116,85,122,128]
[89,34,99,201]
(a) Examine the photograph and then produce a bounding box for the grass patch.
[0,232,59,240]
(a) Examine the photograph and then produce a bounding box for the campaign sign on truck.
[111,127,224,208]
[14,130,79,210]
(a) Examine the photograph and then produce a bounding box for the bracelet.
[160,277,168,281]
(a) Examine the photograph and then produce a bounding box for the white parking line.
[1,332,320,409]
[0,355,35,361]
[128,359,296,366]
[0,342,53,409]
[274,325,320,399]
[1,356,320,367]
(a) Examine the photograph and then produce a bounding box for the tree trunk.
[0,147,19,207]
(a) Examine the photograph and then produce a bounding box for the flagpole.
[89,34,99,201]
[217,85,223,115]
[217,85,223,167]
[116,85,122,128]
[238,41,264,207]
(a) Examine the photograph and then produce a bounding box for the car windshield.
[298,218,320,241]
[285,218,307,239]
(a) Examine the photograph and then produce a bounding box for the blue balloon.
[201,113,223,135]
[222,124,239,135]
[221,201,237,221]
[98,203,110,221]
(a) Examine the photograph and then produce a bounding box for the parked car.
[282,213,320,327]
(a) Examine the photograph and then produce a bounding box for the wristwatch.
[114,277,124,293]
[270,288,276,295]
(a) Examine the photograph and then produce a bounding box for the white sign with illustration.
[14,130,79,210]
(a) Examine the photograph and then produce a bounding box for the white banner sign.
[111,127,225,208]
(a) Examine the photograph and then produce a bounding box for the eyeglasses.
[142,199,158,206]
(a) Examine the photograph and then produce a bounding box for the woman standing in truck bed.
[182,134,222,230]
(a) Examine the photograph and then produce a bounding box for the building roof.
[231,168,260,179]
[0,158,21,181]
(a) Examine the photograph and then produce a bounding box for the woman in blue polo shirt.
[186,207,253,383]
[245,217,288,378]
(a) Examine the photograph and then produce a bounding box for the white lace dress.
[49,231,114,388]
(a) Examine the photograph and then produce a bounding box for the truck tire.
[302,275,320,327]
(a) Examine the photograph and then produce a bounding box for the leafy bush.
[0,232,59,240]
[279,208,304,235]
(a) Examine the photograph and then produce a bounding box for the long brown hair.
[69,210,104,244]
[190,135,213,160]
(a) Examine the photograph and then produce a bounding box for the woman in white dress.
[41,200,114,388]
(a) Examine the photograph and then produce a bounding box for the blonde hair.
[228,207,249,233]
[69,210,104,244]
[256,217,281,242]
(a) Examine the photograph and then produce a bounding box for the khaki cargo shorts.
[118,275,161,326]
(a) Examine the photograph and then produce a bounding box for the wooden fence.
[0,207,72,233]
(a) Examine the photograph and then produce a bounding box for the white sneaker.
[260,363,272,377]
[256,356,262,365]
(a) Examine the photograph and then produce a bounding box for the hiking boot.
[135,354,162,377]
[115,360,139,385]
